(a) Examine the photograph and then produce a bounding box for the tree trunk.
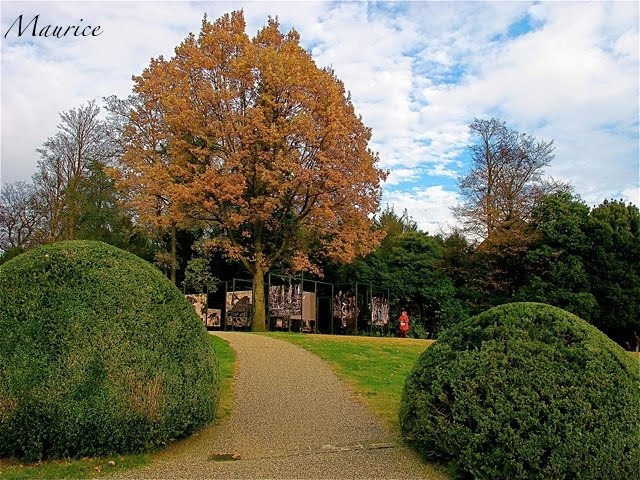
[64,176,82,241]
[170,225,177,285]
[64,198,78,241]
[252,265,267,332]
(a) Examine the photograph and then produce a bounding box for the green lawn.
[212,333,237,420]
[266,332,433,435]
[0,334,236,480]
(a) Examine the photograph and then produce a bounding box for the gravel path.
[109,332,446,479]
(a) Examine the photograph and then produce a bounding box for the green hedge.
[0,241,219,461]
[399,302,640,479]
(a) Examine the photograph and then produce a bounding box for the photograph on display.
[269,284,302,320]
[370,297,389,326]
[185,293,207,325]
[293,291,317,331]
[226,290,252,327]
[269,284,317,330]
[206,308,221,328]
[333,290,358,329]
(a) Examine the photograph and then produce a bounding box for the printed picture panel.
[371,297,389,326]
[226,290,252,327]
[185,293,207,325]
[269,284,302,319]
[333,290,358,329]
[206,308,221,327]
[290,291,317,322]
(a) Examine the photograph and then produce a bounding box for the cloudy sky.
[1,1,638,233]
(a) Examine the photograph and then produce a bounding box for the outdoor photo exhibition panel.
[220,276,389,335]
[334,283,390,335]
[224,278,254,329]
[267,273,329,333]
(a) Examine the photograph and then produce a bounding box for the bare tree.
[33,100,115,241]
[0,181,44,251]
[453,118,557,241]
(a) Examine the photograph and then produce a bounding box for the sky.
[1,0,638,234]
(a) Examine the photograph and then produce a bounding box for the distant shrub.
[408,321,428,339]
[0,241,219,461]
[399,302,640,479]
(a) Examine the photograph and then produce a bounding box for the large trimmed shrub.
[0,241,219,461]
[399,302,640,479]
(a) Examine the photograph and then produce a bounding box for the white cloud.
[1,1,206,182]
[384,168,422,186]
[425,164,458,179]
[384,186,460,236]
[404,1,639,223]
[622,187,640,206]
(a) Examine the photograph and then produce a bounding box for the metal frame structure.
[334,282,391,336]
[267,272,335,334]
[220,275,390,336]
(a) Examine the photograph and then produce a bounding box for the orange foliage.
[116,12,386,328]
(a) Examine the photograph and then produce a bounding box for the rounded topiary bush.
[0,241,219,461]
[399,302,640,480]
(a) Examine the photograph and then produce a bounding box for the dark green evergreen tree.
[515,192,597,320]
[585,199,640,346]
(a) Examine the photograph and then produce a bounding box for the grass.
[0,334,236,480]
[0,455,149,480]
[265,332,448,478]
[266,332,433,435]
[212,333,237,420]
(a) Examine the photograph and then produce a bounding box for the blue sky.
[1,1,638,233]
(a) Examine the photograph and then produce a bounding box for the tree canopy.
[331,209,466,338]
[34,100,116,242]
[112,12,386,330]
[1,102,147,261]
[0,181,42,251]
[515,192,597,319]
[584,199,640,344]
[454,117,559,241]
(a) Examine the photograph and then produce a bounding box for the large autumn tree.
[105,89,191,285]
[115,12,386,330]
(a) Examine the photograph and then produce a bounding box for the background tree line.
[2,104,637,348]
[1,13,638,348]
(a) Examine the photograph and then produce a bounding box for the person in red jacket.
[398,310,410,338]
